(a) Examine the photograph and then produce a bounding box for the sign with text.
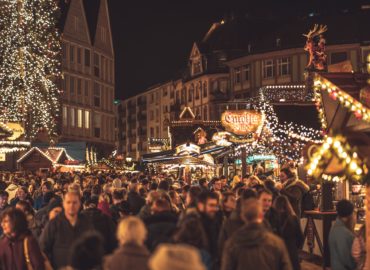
[221,110,264,136]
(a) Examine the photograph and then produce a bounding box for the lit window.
[263,59,274,79]
[63,106,67,126]
[277,57,290,76]
[77,109,83,128]
[85,111,90,129]
[70,107,75,127]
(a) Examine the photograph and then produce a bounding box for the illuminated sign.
[6,123,24,141]
[221,110,264,136]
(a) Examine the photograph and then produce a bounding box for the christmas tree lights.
[0,0,61,142]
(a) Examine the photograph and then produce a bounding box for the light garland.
[0,0,61,142]
[307,135,367,182]
[313,75,370,130]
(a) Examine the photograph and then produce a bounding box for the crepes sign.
[221,110,263,136]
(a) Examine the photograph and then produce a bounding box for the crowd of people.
[0,164,366,270]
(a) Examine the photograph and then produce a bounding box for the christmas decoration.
[303,24,328,72]
[0,0,61,142]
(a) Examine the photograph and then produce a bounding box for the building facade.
[59,0,115,157]
[118,7,370,160]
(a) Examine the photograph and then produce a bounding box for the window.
[63,75,68,92]
[77,109,82,128]
[94,53,100,77]
[243,64,250,81]
[235,67,241,83]
[94,114,101,138]
[70,107,75,127]
[331,52,347,64]
[76,48,81,64]
[188,87,193,102]
[156,126,159,137]
[163,88,168,97]
[62,43,67,60]
[277,57,290,76]
[170,89,174,99]
[84,80,89,96]
[150,110,154,121]
[203,82,207,97]
[203,106,208,120]
[195,85,200,99]
[100,27,106,43]
[84,49,90,66]
[220,80,228,93]
[150,127,154,137]
[63,106,67,126]
[74,16,79,32]
[70,76,75,95]
[94,83,100,107]
[85,111,90,129]
[77,78,82,95]
[263,59,274,79]
[156,109,159,121]
[70,45,74,63]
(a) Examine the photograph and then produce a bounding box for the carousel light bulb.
[356,168,363,175]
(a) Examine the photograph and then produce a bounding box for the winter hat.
[149,244,206,270]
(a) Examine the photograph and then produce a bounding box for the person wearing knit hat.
[149,244,206,270]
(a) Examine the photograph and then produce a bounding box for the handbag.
[24,237,53,270]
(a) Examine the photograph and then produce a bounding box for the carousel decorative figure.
[303,24,328,72]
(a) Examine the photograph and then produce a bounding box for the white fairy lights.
[0,0,61,142]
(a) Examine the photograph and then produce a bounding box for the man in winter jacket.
[221,198,292,270]
[39,191,94,269]
[280,168,309,217]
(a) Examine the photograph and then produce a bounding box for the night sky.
[108,0,364,100]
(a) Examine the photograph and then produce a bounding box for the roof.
[58,0,103,43]
[319,73,369,103]
[17,147,75,164]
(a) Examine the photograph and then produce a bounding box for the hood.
[285,178,309,192]
[232,223,266,247]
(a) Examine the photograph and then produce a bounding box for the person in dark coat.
[127,182,145,215]
[39,191,94,269]
[197,191,223,264]
[104,216,150,270]
[274,195,304,270]
[258,189,281,236]
[221,198,292,270]
[218,188,257,254]
[81,197,117,254]
[68,231,105,270]
[143,197,178,252]
[280,168,309,218]
[0,208,45,270]
[33,181,54,210]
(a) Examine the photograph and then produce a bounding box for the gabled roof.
[57,0,71,31]
[17,147,75,164]
[179,107,195,120]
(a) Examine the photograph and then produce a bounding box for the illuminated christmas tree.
[0,0,61,143]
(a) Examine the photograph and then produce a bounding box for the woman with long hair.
[0,208,45,270]
[274,195,304,270]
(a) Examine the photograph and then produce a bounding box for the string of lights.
[0,0,61,142]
